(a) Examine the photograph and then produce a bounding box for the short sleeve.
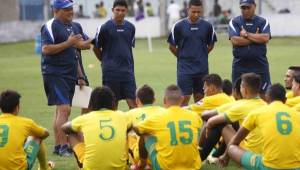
[41,25,54,46]
[94,25,105,49]
[131,25,136,48]
[167,22,180,46]
[260,19,271,37]
[242,112,257,131]
[137,115,159,134]
[224,105,245,123]
[190,99,213,116]
[71,116,83,132]
[28,120,47,137]
[228,18,240,39]
[207,24,217,45]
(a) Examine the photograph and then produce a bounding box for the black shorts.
[177,73,207,96]
[232,70,271,93]
[103,79,136,101]
[43,75,76,106]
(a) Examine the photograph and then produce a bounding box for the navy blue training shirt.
[95,19,135,81]
[41,18,86,80]
[167,18,217,76]
[228,15,271,73]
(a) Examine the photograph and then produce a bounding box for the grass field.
[0,34,300,170]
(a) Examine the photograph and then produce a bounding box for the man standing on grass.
[41,0,91,156]
[93,0,137,109]
[168,0,217,106]
[229,0,271,96]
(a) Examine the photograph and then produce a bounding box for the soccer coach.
[229,0,271,96]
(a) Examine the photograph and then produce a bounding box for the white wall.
[75,17,161,38]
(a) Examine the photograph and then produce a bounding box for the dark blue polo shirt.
[228,15,271,73]
[95,19,135,81]
[167,18,217,76]
[41,18,86,80]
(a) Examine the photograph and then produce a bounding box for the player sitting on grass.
[199,73,266,161]
[126,84,165,169]
[201,77,243,163]
[202,77,243,122]
[286,74,300,108]
[189,74,234,116]
[284,66,300,99]
[134,85,202,170]
[0,90,54,170]
[62,86,132,170]
[226,83,300,170]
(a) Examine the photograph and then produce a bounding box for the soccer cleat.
[38,161,55,170]
[52,145,61,155]
[59,144,73,157]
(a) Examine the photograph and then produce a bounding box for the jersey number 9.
[0,125,9,147]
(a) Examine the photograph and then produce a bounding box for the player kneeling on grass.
[226,83,300,170]
[62,86,132,170]
[0,90,54,170]
[134,85,202,170]
[126,84,166,169]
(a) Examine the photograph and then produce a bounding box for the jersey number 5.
[0,125,9,147]
[167,121,193,145]
[99,118,115,140]
[276,112,292,135]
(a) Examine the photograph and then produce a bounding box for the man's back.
[137,106,202,170]
[0,114,45,170]
[71,110,130,170]
[127,105,166,125]
[223,98,266,153]
[243,101,300,169]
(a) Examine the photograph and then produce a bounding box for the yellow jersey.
[190,93,234,115]
[286,90,294,99]
[243,101,300,169]
[293,103,300,112]
[0,113,46,170]
[286,96,300,107]
[71,110,131,170]
[126,105,166,163]
[223,98,266,153]
[137,106,202,170]
[216,99,246,114]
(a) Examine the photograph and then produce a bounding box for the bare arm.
[246,33,270,44]
[230,36,252,46]
[42,34,82,55]
[201,110,218,121]
[61,122,76,134]
[93,46,102,62]
[206,114,227,129]
[75,38,93,50]
[169,44,178,57]
[208,44,215,54]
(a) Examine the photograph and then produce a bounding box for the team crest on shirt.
[117,29,125,32]
[191,27,199,31]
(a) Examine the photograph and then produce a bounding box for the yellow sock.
[38,142,48,170]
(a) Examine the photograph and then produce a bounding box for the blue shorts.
[43,75,76,106]
[103,79,136,101]
[232,71,271,93]
[177,73,207,96]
